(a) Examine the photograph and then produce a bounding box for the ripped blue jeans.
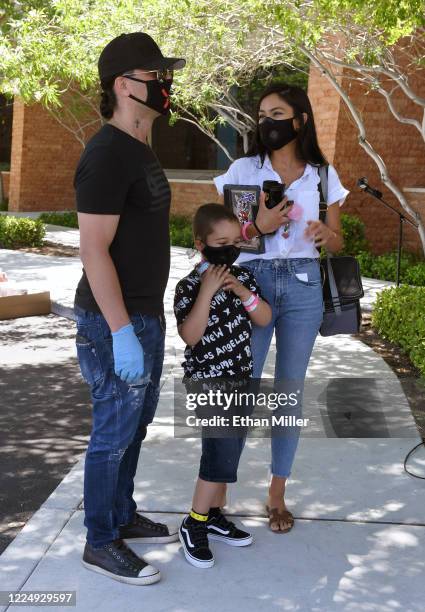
[74,304,165,548]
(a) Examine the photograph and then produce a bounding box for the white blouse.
[213,154,349,263]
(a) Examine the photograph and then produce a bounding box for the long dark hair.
[99,76,118,119]
[246,82,327,167]
[99,70,136,119]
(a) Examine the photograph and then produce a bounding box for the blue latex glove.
[112,323,144,384]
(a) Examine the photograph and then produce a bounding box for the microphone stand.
[358,185,418,287]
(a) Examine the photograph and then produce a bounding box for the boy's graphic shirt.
[174,265,263,380]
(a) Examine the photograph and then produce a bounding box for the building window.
[0,94,13,170]
[152,113,238,172]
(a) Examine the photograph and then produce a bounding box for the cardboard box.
[0,291,51,320]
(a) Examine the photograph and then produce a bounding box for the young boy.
[173,203,272,568]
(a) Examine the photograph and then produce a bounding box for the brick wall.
[170,180,220,217]
[8,98,94,212]
[308,53,425,255]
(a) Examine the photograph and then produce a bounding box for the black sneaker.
[207,512,253,546]
[119,512,178,544]
[81,538,160,585]
[179,516,214,568]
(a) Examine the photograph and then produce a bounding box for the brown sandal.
[265,505,294,534]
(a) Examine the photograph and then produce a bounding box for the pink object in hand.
[287,203,303,221]
[241,221,252,242]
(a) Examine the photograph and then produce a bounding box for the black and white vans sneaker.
[207,512,253,546]
[179,516,214,568]
[82,538,160,585]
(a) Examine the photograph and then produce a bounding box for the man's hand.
[111,323,145,384]
[200,264,231,297]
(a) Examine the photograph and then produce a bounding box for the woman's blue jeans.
[241,258,323,478]
[74,305,165,548]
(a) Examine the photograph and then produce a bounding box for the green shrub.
[38,211,79,228]
[0,200,8,211]
[37,211,194,247]
[404,262,425,286]
[357,250,425,286]
[319,212,368,259]
[372,286,425,376]
[340,213,369,256]
[170,214,193,248]
[335,213,425,286]
[0,215,45,248]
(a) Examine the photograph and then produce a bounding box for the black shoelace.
[106,539,145,572]
[133,513,167,533]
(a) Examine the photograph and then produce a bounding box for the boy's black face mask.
[202,244,241,267]
[123,75,172,115]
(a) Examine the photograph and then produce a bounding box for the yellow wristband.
[190,509,208,522]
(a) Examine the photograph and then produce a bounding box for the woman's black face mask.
[123,75,172,115]
[202,244,241,267]
[259,116,297,150]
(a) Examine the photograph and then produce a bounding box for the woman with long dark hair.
[214,83,349,533]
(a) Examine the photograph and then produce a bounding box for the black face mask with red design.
[124,75,172,115]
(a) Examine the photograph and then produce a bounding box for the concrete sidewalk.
[1,231,424,611]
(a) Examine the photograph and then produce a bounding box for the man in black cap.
[73,32,185,585]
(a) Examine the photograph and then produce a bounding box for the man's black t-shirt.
[74,123,171,315]
[173,265,262,380]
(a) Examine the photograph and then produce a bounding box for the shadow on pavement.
[0,359,91,554]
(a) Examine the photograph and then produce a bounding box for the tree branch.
[320,50,425,108]
[174,108,235,162]
[300,45,425,254]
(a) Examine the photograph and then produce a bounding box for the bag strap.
[318,165,342,315]
[318,164,328,223]
[326,256,342,314]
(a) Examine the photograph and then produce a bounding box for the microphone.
[357,177,382,199]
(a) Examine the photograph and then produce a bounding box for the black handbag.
[317,165,364,336]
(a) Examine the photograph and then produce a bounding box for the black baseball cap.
[98,32,186,84]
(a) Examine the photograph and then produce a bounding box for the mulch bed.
[17,242,79,257]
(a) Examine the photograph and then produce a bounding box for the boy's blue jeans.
[241,258,323,478]
[74,304,165,548]
[183,378,251,483]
